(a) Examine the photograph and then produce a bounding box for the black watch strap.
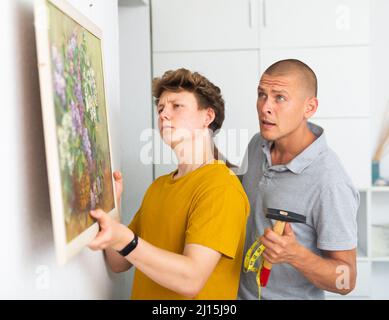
[117,233,138,257]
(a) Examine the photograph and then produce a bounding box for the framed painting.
[34,0,118,265]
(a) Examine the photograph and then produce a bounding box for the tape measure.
[243,238,266,300]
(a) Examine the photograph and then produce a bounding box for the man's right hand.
[113,171,123,205]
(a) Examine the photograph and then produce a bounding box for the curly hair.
[152,68,225,133]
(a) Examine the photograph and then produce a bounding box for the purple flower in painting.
[78,102,84,123]
[67,32,77,60]
[51,46,66,107]
[74,82,84,106]
[54,71,66,106]
[96,176,102,194]
[70,100,82,136]
[69,60,76,77]
[70,32,77,50]
[90,182,100,210]
[77,56,82,82]
[52,46,63,73]
[90,190,96,210]
[82,127,92,166]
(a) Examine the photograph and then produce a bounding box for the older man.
[238,59,359,300]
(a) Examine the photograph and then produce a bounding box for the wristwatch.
[117,233,138,257]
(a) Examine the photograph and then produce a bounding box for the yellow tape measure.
[243,239,266,300]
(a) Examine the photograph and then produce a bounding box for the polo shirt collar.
[260,122,328,174]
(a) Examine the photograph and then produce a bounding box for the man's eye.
[157,107,163,114]
[173,104,181,108]
[258,92,266,98]
[276,95,286,102]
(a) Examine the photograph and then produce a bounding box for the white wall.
[118,1,154,294]
[369,0,389,299]
[118,2,153,226]
[0,0,129,299]
[371,0,389,179]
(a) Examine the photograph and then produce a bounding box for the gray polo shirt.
[238,122,359,300]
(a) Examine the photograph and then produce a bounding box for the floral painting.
[47,1,114,242]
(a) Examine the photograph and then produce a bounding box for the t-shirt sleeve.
[313,183,359,251]
[185,185,249,259]
[128,208,142,235]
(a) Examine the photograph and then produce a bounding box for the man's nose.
[258,98,273,115]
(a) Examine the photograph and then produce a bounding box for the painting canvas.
[34,0,117,265]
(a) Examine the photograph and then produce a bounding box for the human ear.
[304,97,318,119]
[204,107,216,127]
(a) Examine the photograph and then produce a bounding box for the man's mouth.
[261,119,276,126]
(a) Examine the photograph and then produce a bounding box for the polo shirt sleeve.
[185,185,249,259]
[313,183,359,251]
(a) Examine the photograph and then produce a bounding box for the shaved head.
[264,59,317,97]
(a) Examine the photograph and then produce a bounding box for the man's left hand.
[260,223,301,265]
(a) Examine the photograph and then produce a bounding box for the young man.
[238,59,359,300]
[88,68,250,299]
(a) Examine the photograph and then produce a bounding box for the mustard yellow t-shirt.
[128,160,250,300]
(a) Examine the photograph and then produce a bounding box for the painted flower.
[51,46,63,73]
[53,29,108,219]
[70,100,83,137]
[74,82,84,106]
[96,176,102,194]
[82,126,92,167]
[90,189,96,210]
[67,32,77,61]
[90,181,100,210]
[51,46,66,107]
[58,111,75,173]
[82,57,99,123]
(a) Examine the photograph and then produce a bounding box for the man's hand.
[113,171,123,205]
[88,209,133,251]
[260,223,301,265]
[260,223,357,294]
